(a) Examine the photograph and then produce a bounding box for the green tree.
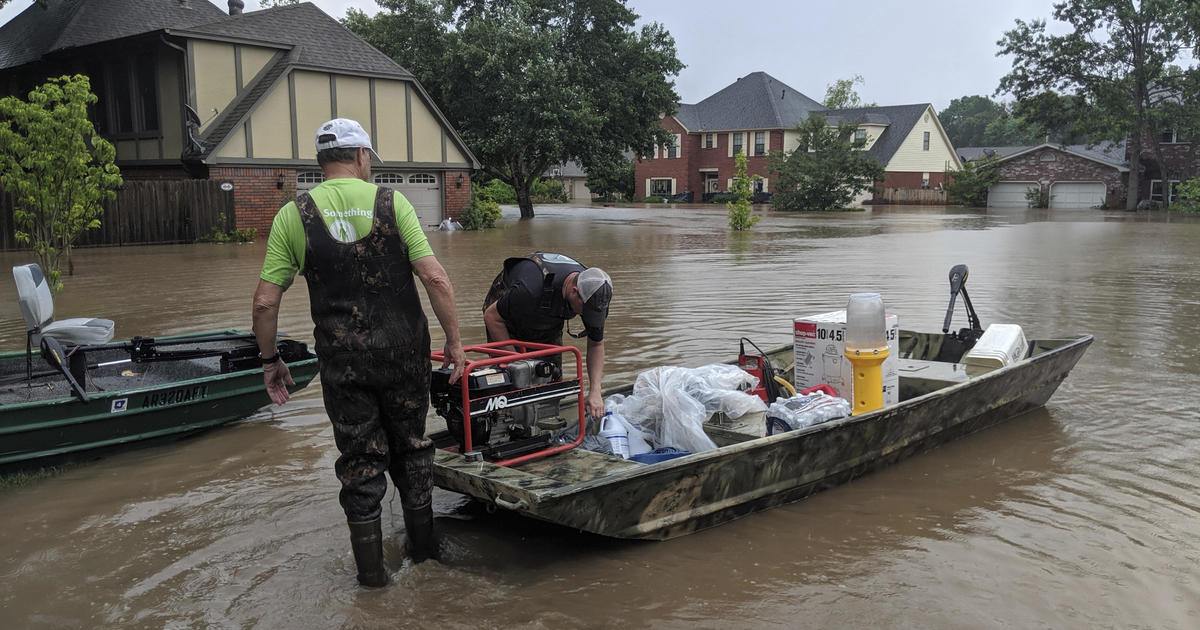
[585,155,635,200]
[727,152,760,230]
[998,0,1195,210]
[0,75,122,291]
[345,0,683,218]
[769,114,885,211]
[939,95,1046,147]
[944,154,1001,207]
[822,74,875,109]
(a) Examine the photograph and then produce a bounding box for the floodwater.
[1,203,1198,629]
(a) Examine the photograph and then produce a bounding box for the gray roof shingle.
[0,0,226,70]
[674,71,827,131]
[175,3,413,79]
[824,103,931,165]
[957,141,1127,169]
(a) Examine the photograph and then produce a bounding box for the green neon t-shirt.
[259,177,434,289]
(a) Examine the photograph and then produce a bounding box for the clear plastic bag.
[605,364,767,453]
[766,392,851,434]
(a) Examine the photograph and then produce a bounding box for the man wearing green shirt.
[252,118,465,588]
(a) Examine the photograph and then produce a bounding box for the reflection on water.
[1,205,1199,628]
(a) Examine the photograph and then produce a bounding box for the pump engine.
[430,358,570,455]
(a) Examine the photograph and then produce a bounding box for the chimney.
[228,0,244,15]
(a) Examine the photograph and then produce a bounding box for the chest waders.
[483,252,584,361]
[298,187,437,585]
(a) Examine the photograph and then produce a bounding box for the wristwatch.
[260,353,281,365]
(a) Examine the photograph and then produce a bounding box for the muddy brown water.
[1,204,1198,628]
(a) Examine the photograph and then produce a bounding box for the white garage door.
[377,173,442,228]
[988,182,1037,207]
[296,171,443,228]
[1050,182,1105,209]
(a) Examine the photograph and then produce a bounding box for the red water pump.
[738,337,783,403]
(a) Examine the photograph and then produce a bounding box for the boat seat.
[13,263,115,347]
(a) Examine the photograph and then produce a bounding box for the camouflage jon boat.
[431,329,1091,540]
[0,330,318,469]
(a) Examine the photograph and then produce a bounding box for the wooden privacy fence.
[876,188,948,205]
[0,180,235,250]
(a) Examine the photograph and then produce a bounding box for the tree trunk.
[1127,136,1141,211]
[516,183,535,218]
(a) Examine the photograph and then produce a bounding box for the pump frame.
[430,340,585,467]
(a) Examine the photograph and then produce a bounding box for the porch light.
[276,173,285,190]
[456,173,464,189]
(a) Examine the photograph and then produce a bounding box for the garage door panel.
[1050,182,1104,209]
[988,182,1036,207]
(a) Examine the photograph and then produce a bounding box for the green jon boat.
[0,329,318,469]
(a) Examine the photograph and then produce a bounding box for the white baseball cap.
[315,118,382,162]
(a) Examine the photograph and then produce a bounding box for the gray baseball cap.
[577,267,611,330]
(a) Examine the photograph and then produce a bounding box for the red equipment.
[430,340,585,467]
[737,337,782,403]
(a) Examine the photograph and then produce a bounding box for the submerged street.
[1,203,1198,628]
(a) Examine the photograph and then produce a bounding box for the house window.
[732,133,744,156]
[1039,152,1057,162]
[408,173,437,184]
[374,173,403,184]
[1160,129,1186,143]
[923,131,930,151]
[704,133,714,149]
[854,128,866,142]
[921,172,931,189]
[91,54,159,136]
[667,134,680,159]
[754,131,765,156]
[650,178,672,196]
[297,171,324,185]
[1150,179,1180,202]
[754,178,764,193]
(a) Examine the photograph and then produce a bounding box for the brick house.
[957,143,1127,208]
[633,71,961,202]
[0,0,479,234]
[959,131,1197,209]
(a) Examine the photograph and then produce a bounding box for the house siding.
[249,78,293,158]
[884,107,957,172]
[634,116,785,198]
[1136,135,1199,201]
[191,40,240,135]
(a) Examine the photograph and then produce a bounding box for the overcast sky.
[1,0,1073,111]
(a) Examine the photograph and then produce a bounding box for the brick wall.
[1134,135,1199,200]
[997,147,1125,208]
[633,117,781,197]
[209,166,296,235]
[442,169,471,221]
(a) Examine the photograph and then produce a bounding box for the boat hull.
[433,334,1092,540]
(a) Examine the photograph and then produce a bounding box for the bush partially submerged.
[461,197,502,230]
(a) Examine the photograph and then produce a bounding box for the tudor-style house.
[634,72,960,203]
[0,0,479,233]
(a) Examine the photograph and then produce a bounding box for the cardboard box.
[793,310,900,407]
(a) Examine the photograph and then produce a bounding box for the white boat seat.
[12,263,115,346]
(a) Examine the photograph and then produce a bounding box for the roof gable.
[175,3,413,79]
[674,71,827,131]
[976,142,1128,171]
[0,0,225,70]
[824,103,933,164]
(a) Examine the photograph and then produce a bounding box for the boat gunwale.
[0,328,318,414]
[434,333,1094,508]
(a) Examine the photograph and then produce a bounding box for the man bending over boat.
[251,118,466,588]
[482,252,611,419]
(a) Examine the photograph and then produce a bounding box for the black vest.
[483,252,584,321]
[297,187,429,356]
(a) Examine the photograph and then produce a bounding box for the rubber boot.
[402,502,437,563]
[347,517,389,587]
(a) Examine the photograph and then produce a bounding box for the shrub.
[1175,178,1200,213]
[1024,186,1049,208]
[531,178,567,203]
[475,179,517,204]
[641,195,666,203]
[945,155,1000,207]
[727,152,760,230]
[461,197,502,230]
[198,212,256,243]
